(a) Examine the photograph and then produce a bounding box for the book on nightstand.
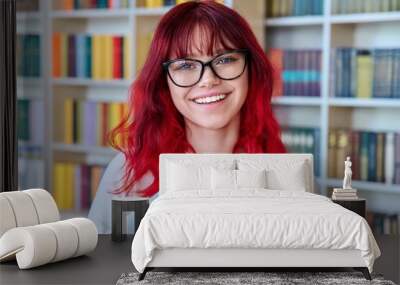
[332,188,359,200]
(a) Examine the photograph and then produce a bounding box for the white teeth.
[193,94,227,104]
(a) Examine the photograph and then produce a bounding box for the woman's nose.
[198,65,221,87]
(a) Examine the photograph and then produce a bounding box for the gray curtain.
[0,0,17,192]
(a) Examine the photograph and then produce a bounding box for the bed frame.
[138,154,372,281]
[139,248,371,280]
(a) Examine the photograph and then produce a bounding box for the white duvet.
[131,189,381,273]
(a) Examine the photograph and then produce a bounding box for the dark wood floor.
[373,234,400,284]
[0,234,398,284]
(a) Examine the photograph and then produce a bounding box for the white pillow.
[238,159,308,191]
[236,169,267,188]
[166,159,235,191]
[211,168,267,190]
[211,168,236,190]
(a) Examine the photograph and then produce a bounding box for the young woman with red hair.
[89,0,286,233]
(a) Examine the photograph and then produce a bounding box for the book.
[376,132,386,183]
[359,132,369,181]
[52,33,61,77]
[332,194,359,200]
[64,98,74,144]
[60,33,68,77]
[395,133,400,184]
[268,48,283,97]
[373,49,393,98]
[367,132,377,182]
[328,130,337,178]
[349,131,360,180]
[356,50,373,99]
[385,132,395,184]
[91,35,101,80]
[333,189,357,193]
[123,36,132,80]
[336,129,351,179]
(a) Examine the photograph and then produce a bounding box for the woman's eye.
[175,62,195,71]
[216,56,237,65]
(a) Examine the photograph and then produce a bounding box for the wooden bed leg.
[138,268,148,281]
[354,267,371,280]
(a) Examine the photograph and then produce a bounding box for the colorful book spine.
[62,98,128,147]
[268,48,283,97]
[332,0,400,14]
[267,0,324,17]
[52,33,131,80]
[395,133,400,184]
[16,34,41,77]
[356,50,373,99]
[333,47,400,99]
[281,126,321,177]
[53,162,106,210]
[54,0,131,10]
[328,129,400,185]
[269,48,321,97]
[17,99,42,146]
[367,212,400,236]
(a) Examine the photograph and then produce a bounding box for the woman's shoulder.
[107,152,126,173]
[102,152,155,193]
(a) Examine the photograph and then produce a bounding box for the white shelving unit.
[52,143,117,156]
[266,0,400,213]
[52,78,131,87]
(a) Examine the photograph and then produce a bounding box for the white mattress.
[131,189,381,273]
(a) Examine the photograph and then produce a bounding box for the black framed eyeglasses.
[162,49,249,88]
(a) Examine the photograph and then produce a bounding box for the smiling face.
[165,27,249,131]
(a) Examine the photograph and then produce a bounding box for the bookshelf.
[16,0,399,219]
[266,0,400,215]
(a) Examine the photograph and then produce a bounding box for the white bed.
[131,154,381,281]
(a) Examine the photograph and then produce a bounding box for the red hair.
[110,0,286,197]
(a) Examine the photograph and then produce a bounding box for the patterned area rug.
[116,271,396,285]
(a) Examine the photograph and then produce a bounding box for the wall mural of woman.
[89,0,286,233]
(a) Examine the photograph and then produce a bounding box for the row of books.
[143,0,222,8]
[328,130,400,184]
[266,0,324,18]
[60,98,128,147]
[332,48,400,99]
[16,34,40,78]
[17,99,44,144]
[332,0,400,14]
[269,49,321,97]
[18,146,44,190]
[281,127,320,176]
[367,212,400,236]
[52,33,132,80]
[53,162,106,210]
[53,0,131,10]
[52,0,219,10]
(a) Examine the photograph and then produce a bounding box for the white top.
[88,152,158,234]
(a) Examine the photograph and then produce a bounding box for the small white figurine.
[343,156,352,190]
